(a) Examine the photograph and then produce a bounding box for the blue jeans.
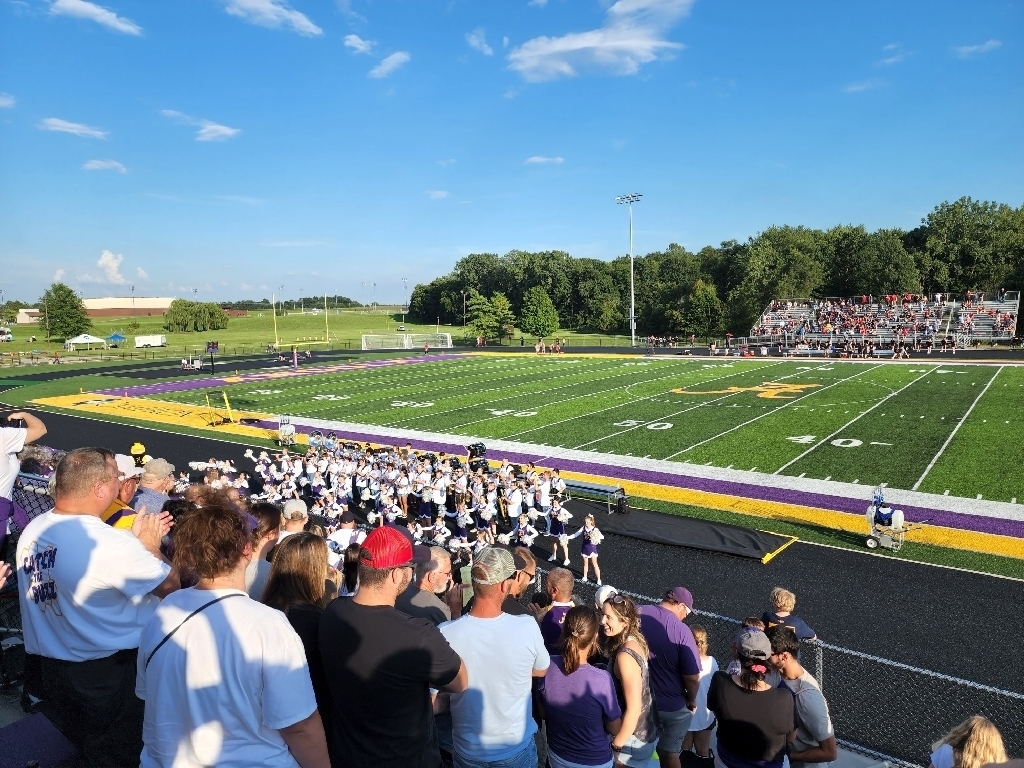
[454,740,538,768]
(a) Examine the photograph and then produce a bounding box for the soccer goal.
[361,333,453,351]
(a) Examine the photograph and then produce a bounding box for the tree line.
[409,197,1024,338]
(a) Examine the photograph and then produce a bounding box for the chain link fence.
[529,567,1024,768]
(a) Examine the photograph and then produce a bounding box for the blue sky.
[1,0,1021,304]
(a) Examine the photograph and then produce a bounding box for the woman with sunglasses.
[600,594,661,767]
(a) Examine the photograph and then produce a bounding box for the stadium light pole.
[615,193,642,347]
[402,277,408,324]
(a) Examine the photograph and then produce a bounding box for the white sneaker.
[548,555,556,562]
[563,559,570,566]
[580,576,589,583]
[597,579,603,585]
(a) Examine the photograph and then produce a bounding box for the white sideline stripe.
[912,366,1003,491]
[774,367,933,474]
[666,364,880,459]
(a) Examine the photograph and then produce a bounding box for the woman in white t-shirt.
[929,716,1007,768]
[137,504,330,768]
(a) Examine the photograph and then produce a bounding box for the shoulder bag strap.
[145,592,246,669]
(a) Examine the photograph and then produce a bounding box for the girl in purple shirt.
[537,606,623,768]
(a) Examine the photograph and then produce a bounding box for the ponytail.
[737,654,769,690]
[560,606,600,674]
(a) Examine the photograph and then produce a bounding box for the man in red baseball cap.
[319,526,468,768]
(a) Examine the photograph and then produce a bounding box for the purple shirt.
[540,603,573,655]
[537,656,622,766]
[638,604,701,712]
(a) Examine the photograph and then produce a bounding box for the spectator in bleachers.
[1,411,46,551]
[762,586,817,641]
[929,716,1007,768]
[538,567,577,654]
[396,545,461,626]
[439,546,550,768]
[708,630,794,768]
[279,499,309,543]
[0,560,11,590]
[137,503,330,768]
[638,587,701,768]
[682,623,717,760]
[245,501,282,599]
[100,453,146,529]
[262,531,338,753]
[132,458,176,513]
[17,447,179,768]
[766,626,837,768]
[319,525,468,768]
[600,594,661,766]
[536,605,622,768]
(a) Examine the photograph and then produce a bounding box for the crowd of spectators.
[1,411,1020,768]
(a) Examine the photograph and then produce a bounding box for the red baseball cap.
[360,525,430,569]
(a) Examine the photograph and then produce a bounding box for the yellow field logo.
[670,382,821,399]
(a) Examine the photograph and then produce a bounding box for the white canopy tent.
[64,333,108,350]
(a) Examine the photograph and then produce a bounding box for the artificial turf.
[130,354,1024,502]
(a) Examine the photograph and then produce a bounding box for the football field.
[144,354,1024,502]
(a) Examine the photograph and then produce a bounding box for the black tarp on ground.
[563,498,795,562]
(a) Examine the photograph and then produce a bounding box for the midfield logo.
[670,382,822,399]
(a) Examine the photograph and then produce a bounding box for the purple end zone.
[93,353,469,398]
[258,420,1024,540]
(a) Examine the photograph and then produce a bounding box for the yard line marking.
[773,368,934,475]
[501,360,782,438]
[663,364,880,460]
[911,365,1003,491]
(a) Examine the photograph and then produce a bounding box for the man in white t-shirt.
[137,502,330,768]
[16,447,178,768]
[766,626,837,768]
[440,547,549,768]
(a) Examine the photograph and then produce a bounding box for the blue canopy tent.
[106,332,127,347]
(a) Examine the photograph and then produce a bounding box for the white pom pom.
[558,534,569,547]
[497,533,512,546]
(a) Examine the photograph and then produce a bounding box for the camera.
[0,417,26,429]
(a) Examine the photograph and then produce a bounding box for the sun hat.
[141,458,175,480]
[114,454,145,480]
[360,525,430,569]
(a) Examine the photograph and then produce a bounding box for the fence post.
[814,642,824,691]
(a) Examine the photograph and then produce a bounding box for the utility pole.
[615,193,642,346]
[461,290,467,331]
[273,285,283,348]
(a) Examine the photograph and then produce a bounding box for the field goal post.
[361,333,453,351]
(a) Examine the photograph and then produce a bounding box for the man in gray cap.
[439,546,549,768]
[278,498,308,543]
[132,458,175,513]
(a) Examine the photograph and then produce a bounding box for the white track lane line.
[773,367,934,475]
[911,365,1003,491]
[662,364,880,460]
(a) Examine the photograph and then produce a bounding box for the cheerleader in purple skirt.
[546,501,573,566]
[567,513,605,584]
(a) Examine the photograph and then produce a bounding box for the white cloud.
[39,117,107,139]
[425,190,449,199]
[54,268,66,281]
[369,51,410,78]
[878,43,908,66]
[97,250,127,284]
[466,28,493,56]
[83,159,127,173]
[345,34,375,54]
[137,267,149,280]
[844,78,886,93]
[0,93,14,108]
[524,155,564,164]
[437,158,457,166]
[528,0,548,6]
[49,0,141,35]
[223,0,322,36]
[161,109,241,141]
[953,39,1001,58]
[334,0,366,23]
[508,0,692,82]
[503,36,509,48]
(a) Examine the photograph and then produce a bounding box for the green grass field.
[143,354,1024,502]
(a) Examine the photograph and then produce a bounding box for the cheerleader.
[567,514,605,584]
[546,501,573,566]
[429,516,451,546]
[470,526,493,557]
[454,509,474,544]
[510,512,539,548]
[396,469,411,516]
